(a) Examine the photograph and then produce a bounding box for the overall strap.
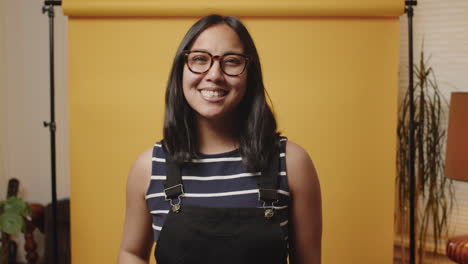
[257,148,280,204]
[162,146,184,212]
[257,138,285,219]
[163,157,184,200]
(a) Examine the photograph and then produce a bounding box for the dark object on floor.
[447,235,468,264]
[24,203,45,264]
[42,199,70,264]
[8,241,17,264]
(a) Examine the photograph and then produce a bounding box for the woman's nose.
[205,60,224,82]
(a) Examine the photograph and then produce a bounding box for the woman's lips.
[198,89,229,102]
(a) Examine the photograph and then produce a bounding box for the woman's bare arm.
[286,141,323,264]
[118,148,154,264]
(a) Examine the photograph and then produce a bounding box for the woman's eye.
[224,58,242,65]
[192,56,209,62]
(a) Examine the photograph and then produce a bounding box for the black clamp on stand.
[41,1,61,263]
[405,1,417,15]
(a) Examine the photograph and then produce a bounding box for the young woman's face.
[182,24,247,121]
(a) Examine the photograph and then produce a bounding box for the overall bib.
[155,148,289,264]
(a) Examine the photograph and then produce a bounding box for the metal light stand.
[42,1,62,263]
[405,1,417,264]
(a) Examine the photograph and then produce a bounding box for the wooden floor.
[394,245,456,264]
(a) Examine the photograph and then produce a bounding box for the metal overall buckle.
[262,201,277,219]
[164,184,184,213]
[258,188,278,219]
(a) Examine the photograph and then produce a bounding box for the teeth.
[200,90,225,98]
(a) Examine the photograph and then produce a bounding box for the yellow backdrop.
[65,1,403,263]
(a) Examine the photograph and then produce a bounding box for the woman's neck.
[196,115,239,155]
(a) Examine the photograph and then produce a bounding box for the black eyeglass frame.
[183,50,251,77]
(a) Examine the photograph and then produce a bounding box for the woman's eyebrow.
[189,49,245,55]
[189,49,209,53]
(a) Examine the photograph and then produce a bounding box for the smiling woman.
[182,24,248,123]
[117,15,322,264]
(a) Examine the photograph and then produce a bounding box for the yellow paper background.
[66,1,402,263]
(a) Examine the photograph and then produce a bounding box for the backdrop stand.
[42,1,62,263]
[405,1,417,264]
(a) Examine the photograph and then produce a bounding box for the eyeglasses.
[184,50,250,77]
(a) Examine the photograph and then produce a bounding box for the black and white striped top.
[145,137,291,242]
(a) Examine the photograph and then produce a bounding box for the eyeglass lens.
[186,52,247,76]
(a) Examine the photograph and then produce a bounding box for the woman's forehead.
[190,24,244,54]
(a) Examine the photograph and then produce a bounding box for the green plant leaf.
[21,203,31,218]
[0,212,23,235]
[3,197,30,217]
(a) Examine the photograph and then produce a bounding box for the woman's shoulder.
[127,146,154,198]
[284,140,319,193]
[284,139,310,162]
[133,147,153,169]
[277,136,311,166]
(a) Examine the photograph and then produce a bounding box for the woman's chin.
[196,112,224,121]
[195,109,233,122]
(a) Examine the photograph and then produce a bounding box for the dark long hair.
[163,15,280,172]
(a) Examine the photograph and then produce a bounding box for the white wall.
[399,0,468,101]
[0,0,69,261]
[398,0,468,261]
[0,0,69,205]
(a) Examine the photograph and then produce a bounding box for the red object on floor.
[447,235,468,264]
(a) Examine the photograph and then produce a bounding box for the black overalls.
[155,148,290,264]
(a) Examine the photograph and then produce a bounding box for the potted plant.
[395,49,455,263]
[0,196,31,263]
